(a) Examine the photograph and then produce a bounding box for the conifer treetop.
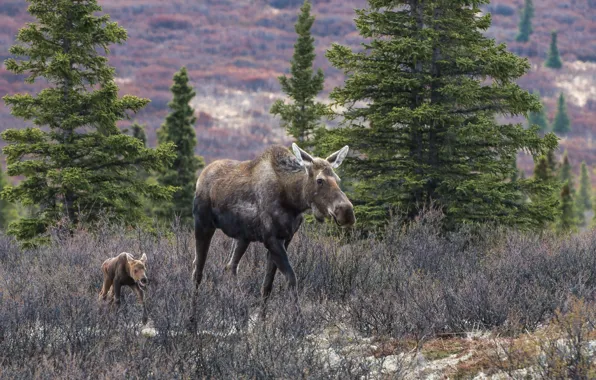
[270,0,327,150]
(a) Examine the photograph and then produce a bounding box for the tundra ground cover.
[0,212,595,378]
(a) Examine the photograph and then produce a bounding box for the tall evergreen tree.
[2,0,176,247]
[559,151,574,191]
[322,0,558,229]
[545,31,563,69]
[552,93,571,135]
[558,181,576,232]
[546,148,558,174]
[128,122,154,218]
[515,0,534,43]
[558,151,582,227]
[533,156,552,182]
[527,91,549,132]
[131,122,148,147]
[155,67,204,223]
[129,122,150,182]
[0,167,17,229]
[577,161,592,211]
[270,0,327,150]
[510,157,519,182]
[532,155,560,223]
[576,161,592,219]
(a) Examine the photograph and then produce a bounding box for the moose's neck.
[282,169,312,213]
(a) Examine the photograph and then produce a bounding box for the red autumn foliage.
[0,0,593,178]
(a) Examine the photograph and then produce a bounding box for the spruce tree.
[558,181,576,232]
[532,155,560,223]
[552,93,571,135]
[545,31,563,69]
[577,161,592,211]
[559,151,574,192]
[129,122,155,218]
[270,0,327,150]
[0,167,17,229]
[576,161,592,222]
[129,122,150,182]
[527,91,549,132]
[558,152,582,227]
[2,0,176,246]
[322,0,558,229]
[546,148,558,174]
[533,156,551,182]
[155,67,204,223]
[515,0,534,43]
[510,157,519,182]
[131,122,148,147]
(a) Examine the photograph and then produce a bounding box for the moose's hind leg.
[192,209,215,290]
[189,205,215,331]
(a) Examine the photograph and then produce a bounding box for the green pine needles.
[545,31,563,69]
[527,91,549,133]
[515,0,534,43]
[552,93,571,135]
[0,167,17,229]
[155,67,205,224]
[577,161,592,213]
[270,0,327,151]
[1,0,176,247]
[322,0,558,229]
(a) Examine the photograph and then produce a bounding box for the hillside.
[0,0,595,176]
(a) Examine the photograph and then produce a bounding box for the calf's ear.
[140,253,147,263]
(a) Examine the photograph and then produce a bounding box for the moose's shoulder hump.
[268,145,304,174]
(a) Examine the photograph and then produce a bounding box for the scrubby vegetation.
[1,212,596,378]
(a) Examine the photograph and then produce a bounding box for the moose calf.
[99,252,149,324]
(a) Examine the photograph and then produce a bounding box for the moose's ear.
[326,146,349,168]
[292,143,314,166]
[140,253,147,263]
[125,252,134,264]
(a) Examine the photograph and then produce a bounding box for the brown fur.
[99,252,148,324]
[190,144,355,324]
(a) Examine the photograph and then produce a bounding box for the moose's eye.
[316,178,324,185]
[134,269,138,274]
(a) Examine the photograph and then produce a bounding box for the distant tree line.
[514,0,564,69]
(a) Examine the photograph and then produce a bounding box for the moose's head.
[292,143,356,227]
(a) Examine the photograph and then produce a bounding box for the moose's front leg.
[264,237,297,299]
[225,239,250,276]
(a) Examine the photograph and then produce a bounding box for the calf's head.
[292,143,356,227]
[127,253,148,288]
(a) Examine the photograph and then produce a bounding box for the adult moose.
[190,143,355,323]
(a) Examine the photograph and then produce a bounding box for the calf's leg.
[99,274,113,302]
[133,284,148,324]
